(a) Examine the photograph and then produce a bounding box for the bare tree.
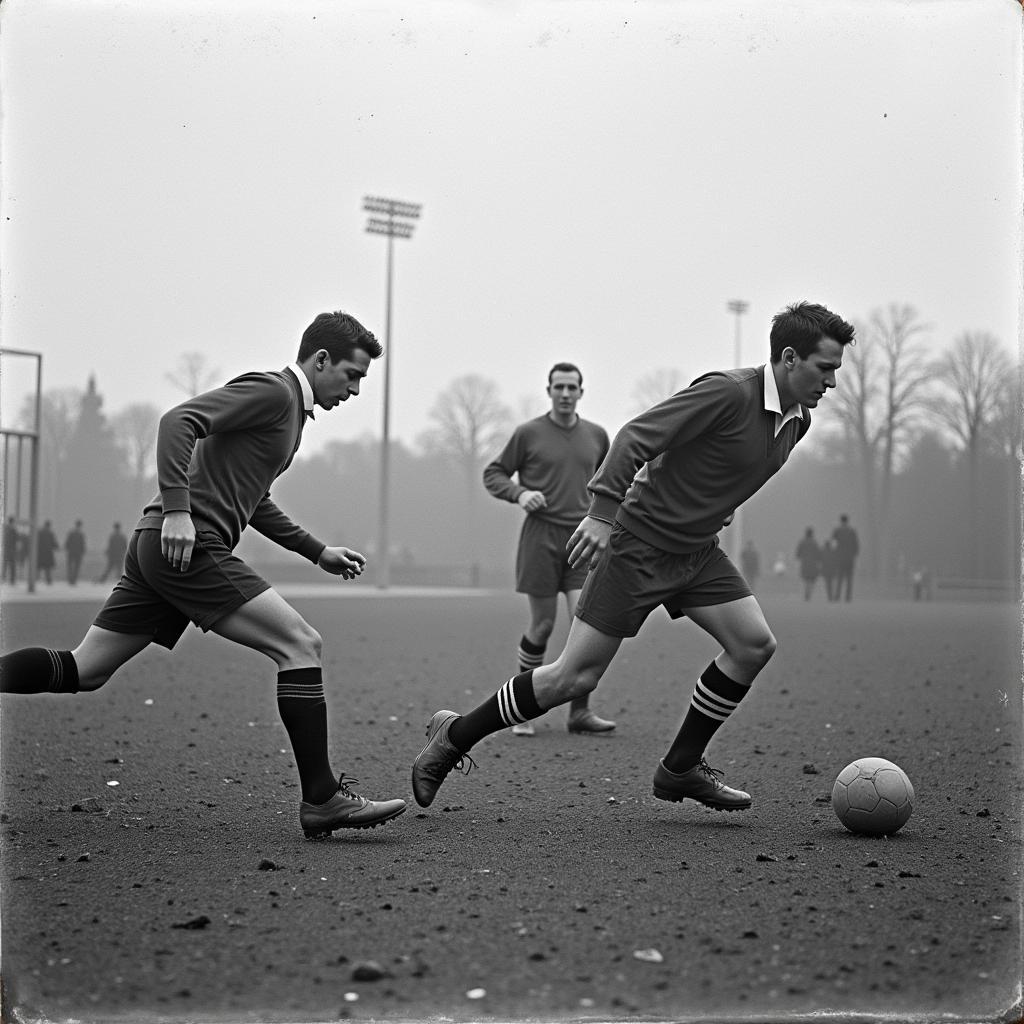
[419,375,513,582]
[165,352,221,397]
[419,375,513,468]
[932,332,1013,575]
[988,358,1023,586]
[933,332,1013,456]
[630,367,686,416]
[111,402,162,507]
[823,304,933,580]
[18,388,82,522]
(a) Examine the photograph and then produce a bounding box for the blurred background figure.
[3,515,20,585]
[97,522,128,583]
[36,520,60,585]
[64,520,87,585]
[831,514,860,602]
[795,526,822,602]
[912,565,933,601]
[740,539,761,592]
[820,538,838,602]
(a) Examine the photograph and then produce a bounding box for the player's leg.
[1,529,162,694]
[0,625,150,694]
[510,593,558,735]
[562,588,616,733]
[210,588,406,836]
[411,616,622,807]
[653,595,774,811]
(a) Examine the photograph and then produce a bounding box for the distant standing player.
[483,363,615,736]
[413,302,855,814]
[0,311,407,839]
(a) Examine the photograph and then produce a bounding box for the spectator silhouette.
[795,526,822,601]
[36,520,60,585]
[820,538,839,602]
[97,523,128,583]
[3,516,19,585]
[740,539,761,592]
[831,513,860,601]
[65,520,87,585]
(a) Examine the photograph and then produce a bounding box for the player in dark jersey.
[413,302,855,814]
[483,363,614,736]
[0,311,407,839]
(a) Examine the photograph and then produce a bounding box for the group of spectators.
[739,514,860,603]
[792,514,860,601]
[1,518,127,587]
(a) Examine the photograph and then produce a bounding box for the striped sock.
[0,648,79,694]
[448,670,544,751]
[277,668,336,805]
[517,635,546,673]
[662,661,751,773]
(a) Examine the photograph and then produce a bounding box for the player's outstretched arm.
[318,546,367,580]
[567,516,612,570]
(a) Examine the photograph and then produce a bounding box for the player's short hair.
[548,362,583,387]
[298,312,383,364]
[769,302,856,363]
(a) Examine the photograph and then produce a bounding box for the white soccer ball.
[831,757,915,836]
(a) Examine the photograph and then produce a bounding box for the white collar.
[762,363,804,436]
[286,363,315,415]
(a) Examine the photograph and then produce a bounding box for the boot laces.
[335,774,366,802]
[697,759,725,785]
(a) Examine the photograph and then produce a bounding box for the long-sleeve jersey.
[137,367,325,562]
[587,366,810,554]
[483,414,610,527]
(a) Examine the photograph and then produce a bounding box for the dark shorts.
[575,525,752,638]
[93,529,272,649]
[515,516,589,597]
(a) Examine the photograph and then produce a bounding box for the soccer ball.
[831,757,914,836]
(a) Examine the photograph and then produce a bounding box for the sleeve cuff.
[298,536,327,564]
[588,494,621,523]
[160,488,191,514]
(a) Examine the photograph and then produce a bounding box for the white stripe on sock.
[498,679,526,725]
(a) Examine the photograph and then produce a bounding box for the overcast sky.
[1,0,1020,454]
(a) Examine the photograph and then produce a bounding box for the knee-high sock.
[663,660,751,773]
[277,668,336,805]
[517,635,546,673]
[0,648,79,694]
[448,670,543,752]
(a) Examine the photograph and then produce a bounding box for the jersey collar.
[286,363,315,418]
[762,363,804,436]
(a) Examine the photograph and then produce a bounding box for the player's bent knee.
[287,621,322,664]
[747,631,777,667]
[531,618,556,644]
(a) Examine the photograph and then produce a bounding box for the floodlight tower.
[363,195,422,589]
[726,300,749,563]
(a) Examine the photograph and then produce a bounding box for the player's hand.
[517,490,547,513]
[161,511,196,573]
[566,516,612,570]
[318,546,367,580]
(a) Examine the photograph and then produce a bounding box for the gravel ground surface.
[0,591,1021,1024]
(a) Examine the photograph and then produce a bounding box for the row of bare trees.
[817,306,1019,580]
[15,317,1021,583]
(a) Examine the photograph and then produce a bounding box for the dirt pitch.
[1,589,1021,1024]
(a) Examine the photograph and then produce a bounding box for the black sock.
[0,648,79,694]
[277,668,336,805]
[448,671,544,752]
[516,635,546,673]
[663,661,750,773]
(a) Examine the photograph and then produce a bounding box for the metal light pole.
[363,195,421,589]
[726,300,749,563]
